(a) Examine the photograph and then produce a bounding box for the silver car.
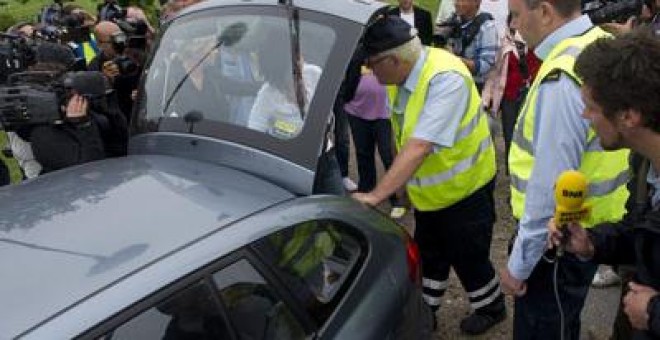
[0,0,433,339]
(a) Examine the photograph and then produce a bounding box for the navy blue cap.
[363,15,417,56]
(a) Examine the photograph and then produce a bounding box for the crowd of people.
[0,0,156,184]
[2,0,660,338]
[354,0,660,338]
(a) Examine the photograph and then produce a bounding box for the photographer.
[30,93,105,173]
[3,42,105,175]
[580,0,659,36]
[548,29,660,340]
[89,21,141,123]
[438,0,499,91]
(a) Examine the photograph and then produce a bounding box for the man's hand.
[624,282,658,330]
[500,267,527,296]
[102,60,120,80]
[547,219,595,258]
[601,17,636,36]
[65,94,89,119]
[351,192,381,207]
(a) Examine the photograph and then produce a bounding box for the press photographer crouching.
[0,42,125,177]
[89,20,145,123]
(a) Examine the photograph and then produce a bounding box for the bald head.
[94,21,121,42]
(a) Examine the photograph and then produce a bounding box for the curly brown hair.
[575,28,660,132]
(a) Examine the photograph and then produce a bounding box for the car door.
[83,250,314,340]
[130,2,386,195]
[82,219,368,340]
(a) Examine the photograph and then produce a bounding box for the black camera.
[0,71,107,131]
[98,0,128,22]
[0,34,37,84]
[583,0,644,24]
[434,14,462,47]
[113,55,139,75]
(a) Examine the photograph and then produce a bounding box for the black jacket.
[388,6,434,46]
[30,118,105,174]
[589,154,660,339]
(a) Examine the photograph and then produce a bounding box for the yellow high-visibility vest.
[509,27,629,226]
[387,47,495,211]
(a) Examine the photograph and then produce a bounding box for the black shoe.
[459,308,506,335]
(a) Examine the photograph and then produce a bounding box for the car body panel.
[0,1,434,339]
[0,155,294,339]
[130,132,315,195]
[176,0,387,26]
[21,197,415,339]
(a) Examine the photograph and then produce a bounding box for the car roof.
[178,0,389,24]
[0,155,294,338]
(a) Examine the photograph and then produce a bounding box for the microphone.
[554,170,591,256]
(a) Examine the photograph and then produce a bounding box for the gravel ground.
[355,122,621,339]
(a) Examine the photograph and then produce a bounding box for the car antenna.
[161,22,247,117]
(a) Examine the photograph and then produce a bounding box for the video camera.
[98,0,148,48]
[0,71,107,131]
[583,0,644,24]
[98,0,127,22]
[434,14,462,47]
[0,33,37,84]
[38,0,92,45]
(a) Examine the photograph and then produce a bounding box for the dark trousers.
[611,266,635,340]
[513,252,597,340]
[500,98,521,173]
[313,149,346,196]
[0,160,9,186]
[414,179,503,313]
[347,115,399,204]
[333,103,351,178]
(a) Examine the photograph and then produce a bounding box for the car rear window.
[251,220,364,326]
[141,11,336,140]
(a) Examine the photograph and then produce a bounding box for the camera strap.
[459,13,493,56]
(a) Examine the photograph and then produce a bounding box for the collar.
[402,48,427,92]
[535,14,593,61]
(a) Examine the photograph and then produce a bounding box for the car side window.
[211,259,306,340]
[251,220,363,325]
[104,281,231,339]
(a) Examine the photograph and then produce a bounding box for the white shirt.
[437,0,509,37]
[7,132,41,179]
[248,63,322,139]
[400,11,415,28]
[479,0,509,37]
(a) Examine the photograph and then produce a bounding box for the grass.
[414,0,441,22]
[0,132,22,183]
[1,0,100,23]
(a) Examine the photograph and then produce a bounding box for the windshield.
[137,9,336,140]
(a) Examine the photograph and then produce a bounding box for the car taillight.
[405,232,422,286]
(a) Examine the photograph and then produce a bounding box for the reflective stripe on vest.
[508,27,630,227]
[387,47,496,211]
